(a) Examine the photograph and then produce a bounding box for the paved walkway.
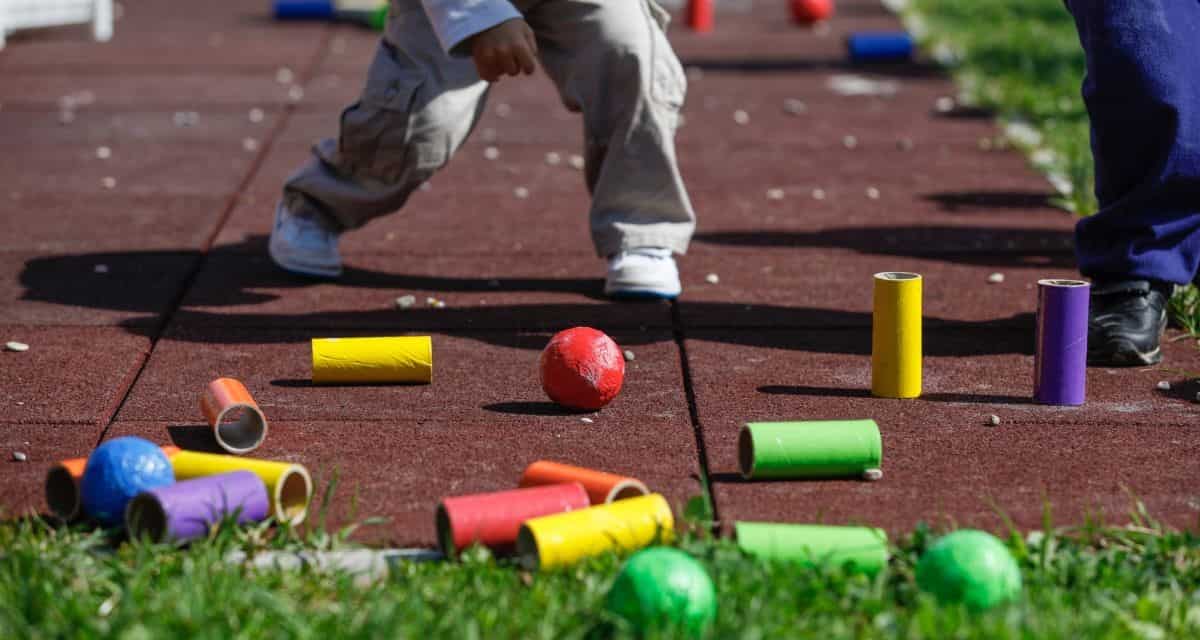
[1,0,1196,544]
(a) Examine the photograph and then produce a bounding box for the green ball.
[916,530,1022,610]
[605,547,717,637]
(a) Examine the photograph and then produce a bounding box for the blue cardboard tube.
[274,0,336,20]
[847,31,914,63]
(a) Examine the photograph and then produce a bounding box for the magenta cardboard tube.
[1034,279,1090,405]
[126,471,269,543]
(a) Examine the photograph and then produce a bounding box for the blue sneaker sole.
[606,289,679,301]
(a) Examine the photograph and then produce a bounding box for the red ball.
[791,0,833,24]
[540,327,626,411]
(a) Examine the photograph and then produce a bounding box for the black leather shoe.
[1087,279,1172,366]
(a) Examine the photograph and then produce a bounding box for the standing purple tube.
[126,471,269,543]
[1034,279,1091,405]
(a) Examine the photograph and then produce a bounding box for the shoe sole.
[605,288,680,301]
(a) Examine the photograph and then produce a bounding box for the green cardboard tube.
[734,522,889,576]
[738,419,882,479]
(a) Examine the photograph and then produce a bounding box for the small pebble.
[287,86,305,102]
[580,418,594,424]
[249,108,266,123]
[812,188,826,200]
[862,468,883,481]
[419,182,432,192]
[705,273,720,285]
[394,295,416,309]
[275,67,295,85]
[568,154,586,171]
[95,146,112,160]
[495,103,512,118]
[513,186,530,199]
[733,110,750,125]
[987,272,1005,284]
[782,98,807,115]
[934,96,956,113]
[434,300,446,309]
[986,414,1001,427]
[866,187,880,200]
[4,341,29,352]
[59,110,76,125]
[483,146,500,160]
[1156,381,1171,391]
[93,264,109,274]
[242,138,260,152]
[12,452,27,462]
[101,177,117,189]
[623,350,636,361]
[897,138,914,151]
[426,297,438,306]
[766,188,785,201]
[842,135,858,149]
[544,152,562,166]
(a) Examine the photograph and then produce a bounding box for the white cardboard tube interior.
[1038,279,1089,288]
[605,479,650,503]
[45,466,80,521]
[875,271,921,281]
[276,465,313,525]
[213,403,268,454]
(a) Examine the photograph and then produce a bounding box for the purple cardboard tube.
[1034,279,1090,405]
[126,471,269,543]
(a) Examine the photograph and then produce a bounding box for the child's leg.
[521,0,695,257]
[282,5,489,231]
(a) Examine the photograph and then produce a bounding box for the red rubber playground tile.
[676,248,1076,329]
[106,417,704,546]
[115,328,685,425]
[0,109,283,149]
[0,251,199,328]
[0,424,100,520]
[0,327,150,425]
[173,254,669,331]
[683,329,1200,532]
[0,73,310,109]
[0,193,225,253]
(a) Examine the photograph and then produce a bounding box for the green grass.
[905,0,1200,337]
[2,505,1200,638]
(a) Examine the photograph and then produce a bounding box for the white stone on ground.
[96,146,112,160]
[842,135,858,149]
[249,108,265,123]
[705,273,720,285]
[545,152,561,166]
[987,273,1005,284]
[513,187,530,199]
[812,188,826,200]
[862,469,883,481]
[395,295,416,309]
[866,187,880,199]
[568,155,585,170]
[101,177,117,189]
[5,341,29,352]
[1156,381,1171,391]
[243,138,260,152]
[275,68,295,84]
[733,110,750,125]
[484,146,500,160]
[12,452,26,462]
[783,99,807,115]
[623,350,635,361]
[987,414,1001,426]
[766,188,785,200]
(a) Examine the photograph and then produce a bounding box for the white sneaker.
[604,248,682,299]
[268,201,343,278]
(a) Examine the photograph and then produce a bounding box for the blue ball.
[80,437,174,528]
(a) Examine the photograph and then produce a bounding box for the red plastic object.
[539,327,626,411]
[436,483,590,555]
[688,0,714,32]
[791,0,833,24]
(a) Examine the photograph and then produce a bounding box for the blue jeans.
[1067,0,1200,285]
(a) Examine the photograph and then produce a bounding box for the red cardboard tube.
[688,0,714,32]
[436,483,589,556]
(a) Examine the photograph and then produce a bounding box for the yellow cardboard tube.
[170,450,313,525]
[311,336,433,385]
[516,493,674,571]
[871,272,922,398]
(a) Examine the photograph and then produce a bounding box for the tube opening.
[435,503,456,557]
[875,272,921,281]
[1038,279,1089,287]
[515,526,540,571]
[214,404,267,454]
[276,467,313,525]
[45,466,80,520]
[608,481,650,502]
[125,493,167,543]
[737,427,755,479]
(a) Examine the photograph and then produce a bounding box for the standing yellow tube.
[872,272,922,398]
[311,336,432,384]
[516,494,674,570]
[170,450,313,525]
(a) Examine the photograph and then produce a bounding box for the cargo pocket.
[337,76,424,183]
[646,0,686,112]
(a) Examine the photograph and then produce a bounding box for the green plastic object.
[739,420,882,479]
[734,522,889,576]
[368,4,387,31]
[605,547,717,638]
[916,529,1022,610]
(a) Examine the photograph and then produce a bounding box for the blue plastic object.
[274,0,336,20]
[80,437,175,528]
[847,31,914,63]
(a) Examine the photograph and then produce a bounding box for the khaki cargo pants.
[282,0,695,256]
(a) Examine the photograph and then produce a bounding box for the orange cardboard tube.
[45,445,181,521]
[519,460,649,505]
[201,378,269,454]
